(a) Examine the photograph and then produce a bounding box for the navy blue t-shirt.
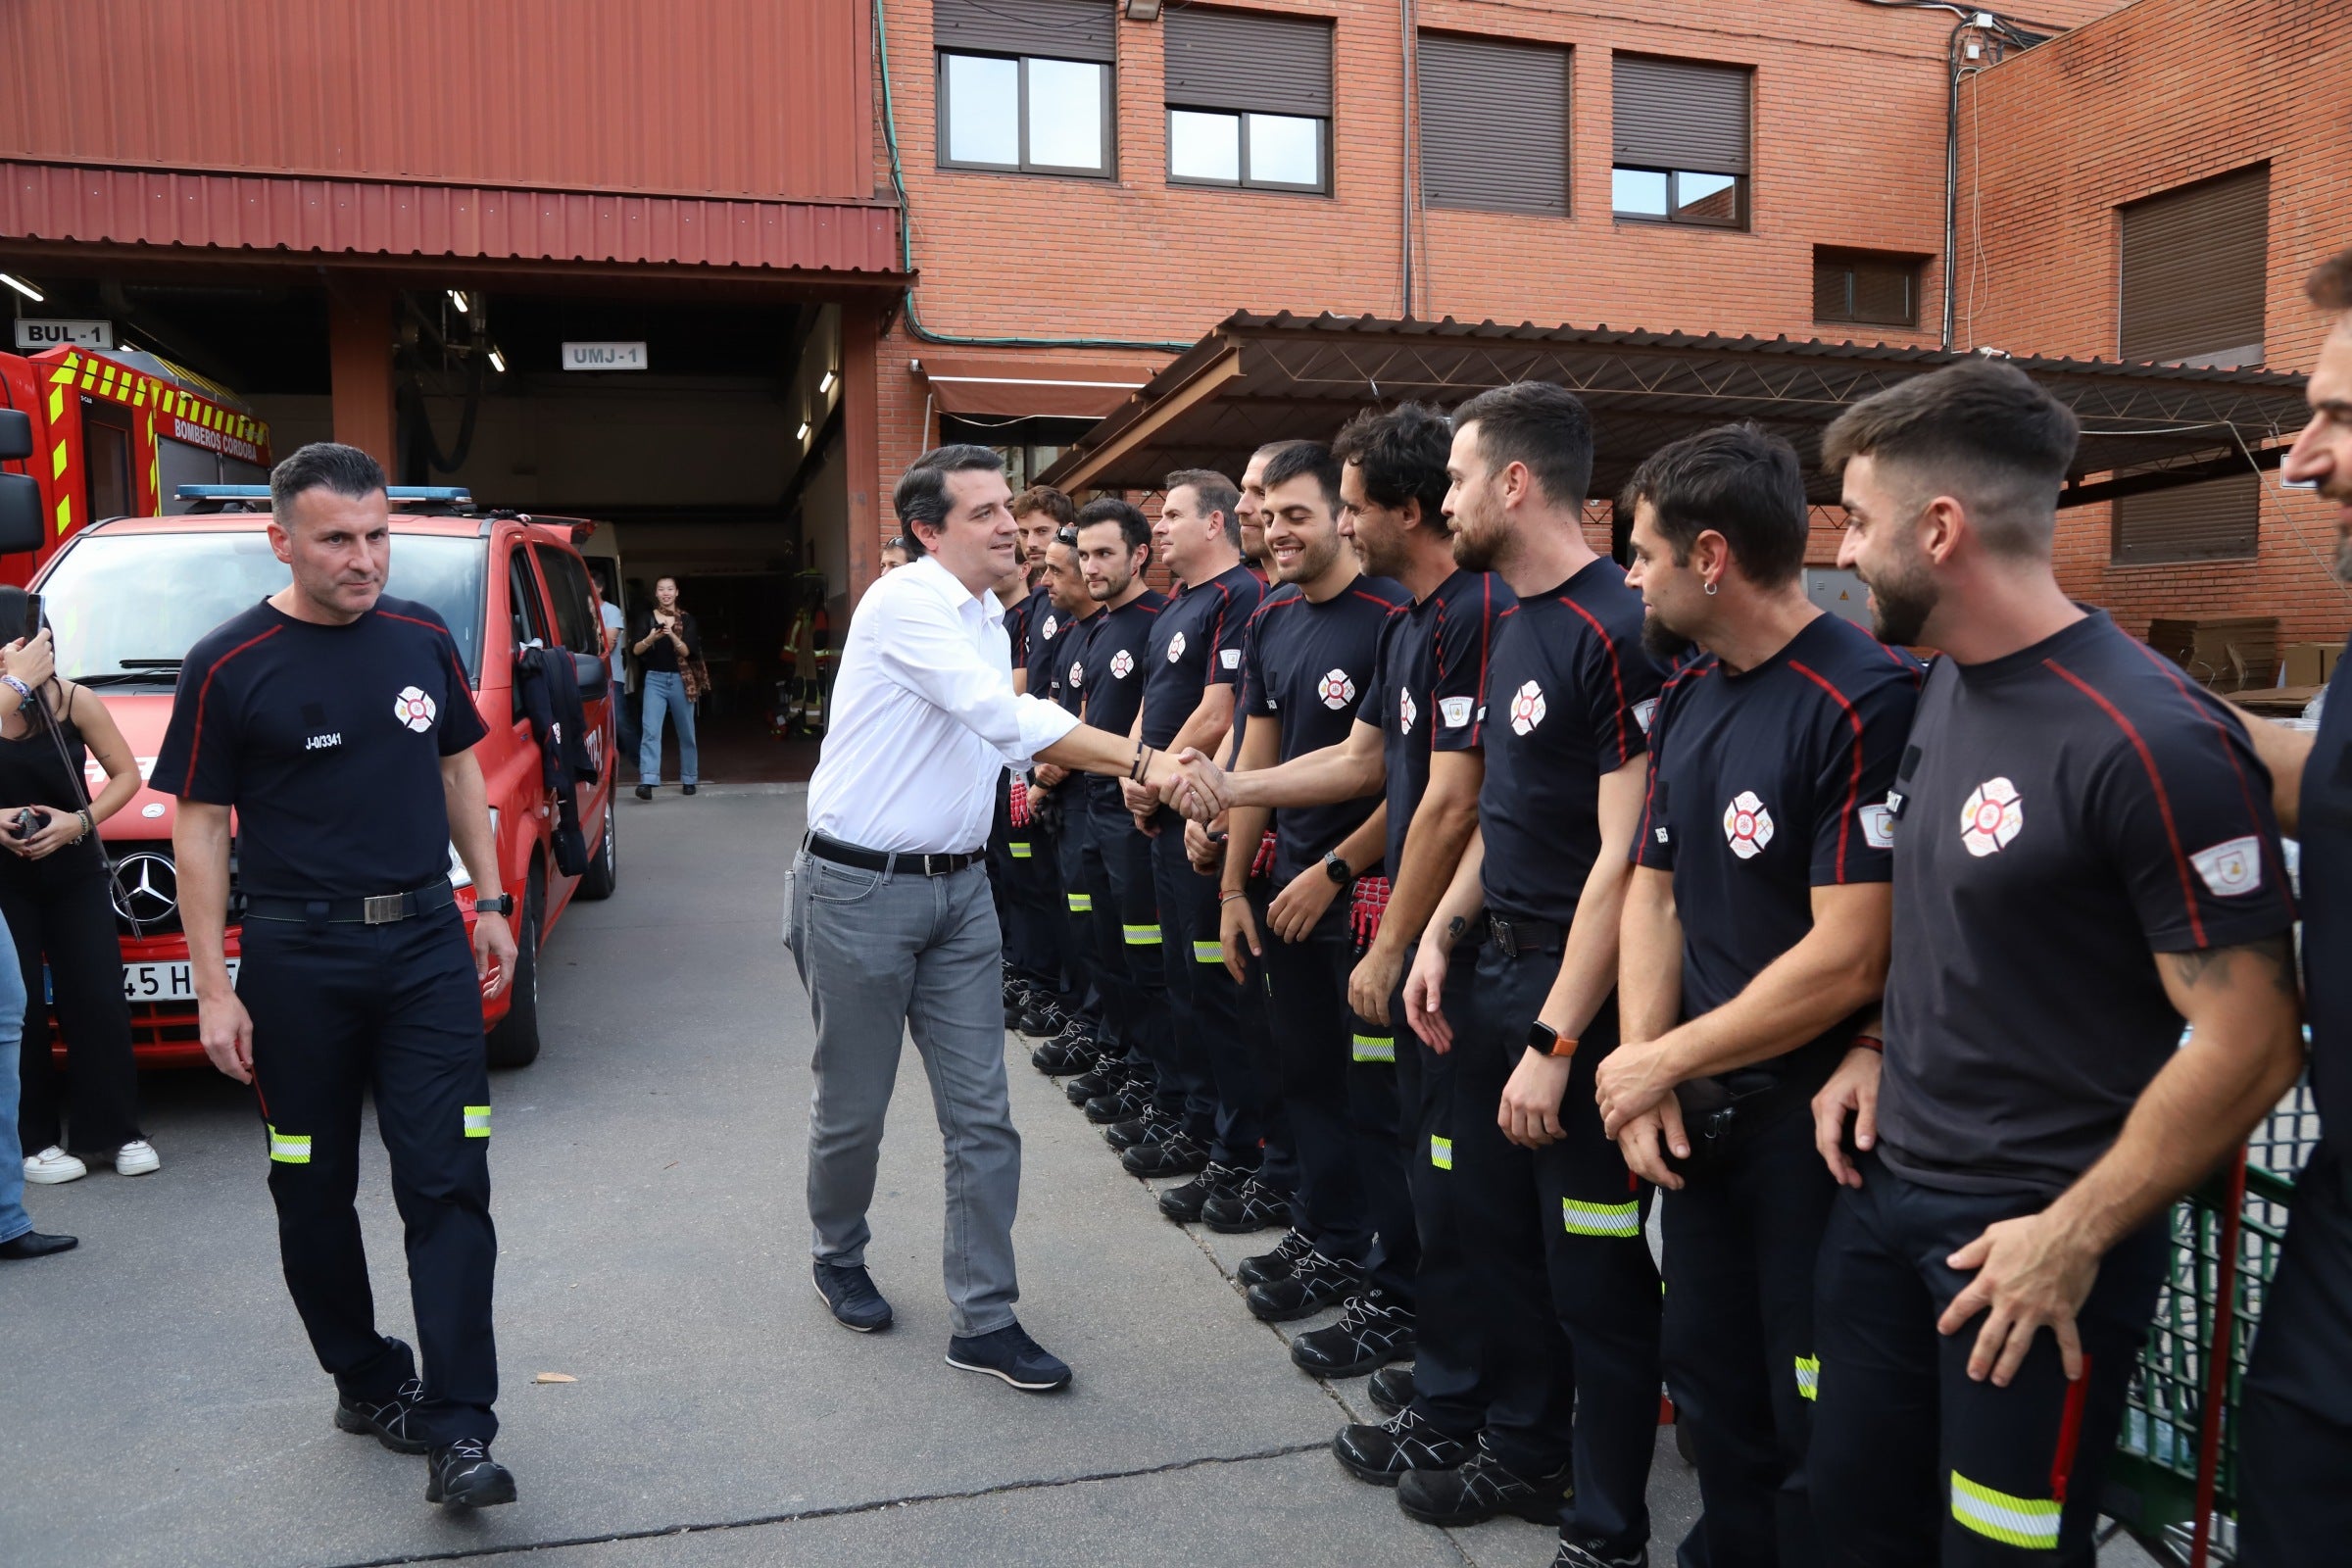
[1075,588,1165,795]
[1359,568,1514,879]
[1030,598,1092,714]
[1479,561,1663,926]
[1004,581,1044,671]
[1142,563,1263,748]
[154,596,488,901]
[1634,611,1922,1083]
[1877,611,2297,1195]
[2306,639,2352,1146]
[1240,574,1411,881]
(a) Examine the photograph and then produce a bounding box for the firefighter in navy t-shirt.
[999,487,1078,1041]
[1118,471,1266,1193]
[1811,361,2303,1565]
[155,445,521,1510]
[1394,383,1667,1557]
[1027,531,1110,1080]
[2235,251,2352,1562]
[1592,425,1921,1567]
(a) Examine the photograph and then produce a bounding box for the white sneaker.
[116,1139,161,1177]
[23,1146,88,1184]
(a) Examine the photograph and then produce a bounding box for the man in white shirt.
[790,444,1182,1393]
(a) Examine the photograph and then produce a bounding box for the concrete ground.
[0,785,2154,1567]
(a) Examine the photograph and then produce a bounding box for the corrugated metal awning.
[1039,311,2312,508]
[916,353,1164,419]
[0,160,905,278]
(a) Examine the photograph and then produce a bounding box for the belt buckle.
[362,893,405,925]
[922,853,948,877]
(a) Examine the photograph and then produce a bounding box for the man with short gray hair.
[791,445,1184,1393]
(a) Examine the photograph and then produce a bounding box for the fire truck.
[0,343,273,579]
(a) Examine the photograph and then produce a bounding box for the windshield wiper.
[120,659,183,668]
[74,661,183,686]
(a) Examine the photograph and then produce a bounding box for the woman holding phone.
[631,575,702,800]
[0,586,152,1185]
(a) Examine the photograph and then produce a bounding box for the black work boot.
[1236,1228,1313,1288]
[1366,1362,1416,1416]
[1333,1405,1471,1488]
[334,1348,430,1455]
[1121,1130,1208,1178]
[1396,1440,1572,1526]
[1246,1247,1361,1323]
[1290,1288,1415,1378]
[1200,1172,1292,1234]
[426,1438,517,1508]
[1157,1160,1244,1223]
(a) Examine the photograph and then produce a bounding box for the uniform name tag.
[305,733,343,752]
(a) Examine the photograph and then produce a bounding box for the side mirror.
[570,651,610,699]
[0,474,45,556]
[0,409,32,462]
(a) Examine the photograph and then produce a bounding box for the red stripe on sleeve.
[1634,663,1709,850]
[1556,594,1632,767]
[2044,658,2207,946]
[2128,639,2294,917]
[178,625,283,796]
[1788,661,1865,883]
[375,609,474,691]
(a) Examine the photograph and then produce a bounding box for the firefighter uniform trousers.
[1394,944,1487,1440]
[1077,788,1185,1116]
[1810,1153,2166,1566]
[1657,1080,1834,1568]
[987,773,1058,988]
[241,903,498,1443]
[1150,808,1270,1166]
[1260,900,1407,1287]
[1454,931,1659,1547]
[2239,1145,2352,1564]
[1049,794,1106,1046]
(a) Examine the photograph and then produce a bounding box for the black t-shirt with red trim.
[1479,561,1664,925]
[1073,588,1165,797]
[1002,582,1038,668]
[1634,611,1922,1082]
[1359,568,1514,877]
[1142,563,1264,748]
[153,596,489,902]
[2304,638,2352,1144]
[1877,610,2296,1196]
[1028,595,1091,713]
[1241,574,1411,881]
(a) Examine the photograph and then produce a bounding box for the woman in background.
[632,575,702,800]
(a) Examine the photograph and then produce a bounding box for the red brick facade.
[1955,0,2349,646]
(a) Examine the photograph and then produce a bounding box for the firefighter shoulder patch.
[2189,835,2263,897]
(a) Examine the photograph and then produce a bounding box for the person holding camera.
[0,587,153,1187]
[0,624,80,1259]
[632,576,701,800]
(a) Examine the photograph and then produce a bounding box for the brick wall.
[1954,0,2352,648]
[862,0,2129,588]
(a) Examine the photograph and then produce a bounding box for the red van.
[26,490,619,1069]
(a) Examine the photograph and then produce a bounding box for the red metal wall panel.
[0,161,905,274]
[0,0,873,205]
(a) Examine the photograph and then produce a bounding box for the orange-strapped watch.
[1528,1020,1578,1058]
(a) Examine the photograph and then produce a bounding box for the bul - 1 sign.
[562,341,648,371]
[14,318,114,350]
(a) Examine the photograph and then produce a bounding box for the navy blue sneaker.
[812,1258,895,1333]
[946,1320,1072,1392]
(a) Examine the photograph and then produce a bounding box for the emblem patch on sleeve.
[1221,648,1242,670]
[2189,836,2263,897]
[1857,803,1896,850]
[1440,695,1474,728]
[1633,697,1659,734]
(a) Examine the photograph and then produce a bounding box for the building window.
[942,415,1097,492]
[1813,249,1924,328]
[1611,54,1750,228]
[2113,471,2261,566]
[1164,7,1333,194]
[2120,165,2269,368]
[1419,34,1570,216]
[934,0,1115,176]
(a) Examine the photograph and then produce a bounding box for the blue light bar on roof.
[173,485,473,502]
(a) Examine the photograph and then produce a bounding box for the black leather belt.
[806,832,985,877]
[245,878,457,926]
[1488,909,1568,957]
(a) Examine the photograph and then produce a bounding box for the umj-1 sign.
[14,318,113,350]
[562,341,648,371]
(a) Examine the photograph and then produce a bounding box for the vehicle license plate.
[120,959,237,1003]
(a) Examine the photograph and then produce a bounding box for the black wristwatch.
[476,893,515,917]
[1323,851,1352,886]
[1527,1019,1578,1058]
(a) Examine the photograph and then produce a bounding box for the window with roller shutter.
[1164,8,1332,194]
[1418,34,1570,216]
[2112,471,2260,565]
[2119,165,2268,368]
[1611,54,1750,229]
[934,0,1116,178]
[1813,249,1924,328]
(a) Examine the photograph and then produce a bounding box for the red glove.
[1349,875,1392,950]
[1008,775,1032,829]
[1250,830,1278,881]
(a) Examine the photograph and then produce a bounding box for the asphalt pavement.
[0,783,2152,1567]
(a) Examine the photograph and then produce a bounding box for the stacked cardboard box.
[2147,615,2278,691]
[2279,642,2343,689]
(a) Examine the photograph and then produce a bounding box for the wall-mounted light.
[817,368,836,394]
[0,273,44,304]
[488,346,508,373]
[448,289,470,313]
[1125,0,1162,18]
[797,420,812,441]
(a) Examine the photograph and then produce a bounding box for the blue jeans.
[638,669,698,786]
[0,906,35,1244]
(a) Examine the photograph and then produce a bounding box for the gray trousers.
[785,849,1022,1337]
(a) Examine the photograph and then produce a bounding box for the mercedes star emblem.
[110,851,178,925]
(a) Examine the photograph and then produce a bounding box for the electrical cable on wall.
[873,0,1195,354]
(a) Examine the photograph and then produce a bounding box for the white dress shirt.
[808,554,1080,854]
